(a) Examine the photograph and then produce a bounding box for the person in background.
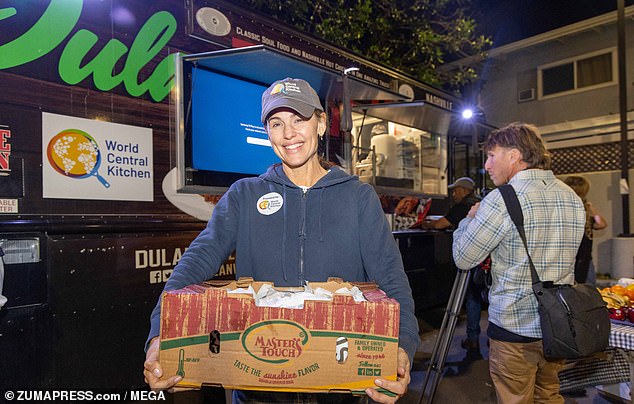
[421,177,484,351]
[563,176,607,285]
[452,122,585,403]
[143,77,419,404]
[422,177,479,230]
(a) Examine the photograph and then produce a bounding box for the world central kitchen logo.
[46,128,150,187]
[242,320,309,364]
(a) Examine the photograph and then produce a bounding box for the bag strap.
[498,184,543,293]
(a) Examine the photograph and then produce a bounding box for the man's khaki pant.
[489,339,565,404]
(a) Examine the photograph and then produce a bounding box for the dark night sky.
[473,0,634,47]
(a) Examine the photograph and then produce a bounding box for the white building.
[444,6,634,278]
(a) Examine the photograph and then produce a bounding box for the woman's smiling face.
[266,108,324,169]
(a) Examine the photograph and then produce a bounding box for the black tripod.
[419,267,472,404]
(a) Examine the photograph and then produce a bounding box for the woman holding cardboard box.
[143,78,419,403]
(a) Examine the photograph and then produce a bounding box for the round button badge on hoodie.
[257,192,284,215]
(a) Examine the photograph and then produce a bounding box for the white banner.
[42,112,153,201]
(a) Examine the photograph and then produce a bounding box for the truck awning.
[181,45,408,103]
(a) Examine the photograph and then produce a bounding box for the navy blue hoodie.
[148,164,419,362]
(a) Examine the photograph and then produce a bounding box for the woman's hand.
[365,347,411,403]
[587,202,608,230]
[143,337,182,390]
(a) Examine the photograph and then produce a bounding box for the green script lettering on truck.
[0,1,176,101]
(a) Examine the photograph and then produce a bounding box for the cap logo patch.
[257,192,284,215]
[270,83,287,95]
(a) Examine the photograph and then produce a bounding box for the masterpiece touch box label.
[159,280,400,394]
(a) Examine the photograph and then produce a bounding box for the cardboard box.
[159,278,400,394]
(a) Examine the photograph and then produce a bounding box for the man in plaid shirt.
[452,122,585,403]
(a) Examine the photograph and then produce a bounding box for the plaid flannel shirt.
[453,169,585,338]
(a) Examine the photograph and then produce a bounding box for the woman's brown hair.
[564,176,590,202]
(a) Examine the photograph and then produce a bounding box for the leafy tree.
[235,0,491,93]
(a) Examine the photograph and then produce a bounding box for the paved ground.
[400,309,620,404]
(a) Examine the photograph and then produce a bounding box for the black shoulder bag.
[498,184,610,360]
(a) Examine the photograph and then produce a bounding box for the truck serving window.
[190,68,276,178]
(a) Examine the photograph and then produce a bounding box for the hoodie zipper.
[299,188,308,284]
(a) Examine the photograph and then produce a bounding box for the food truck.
[0,0,485,392]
